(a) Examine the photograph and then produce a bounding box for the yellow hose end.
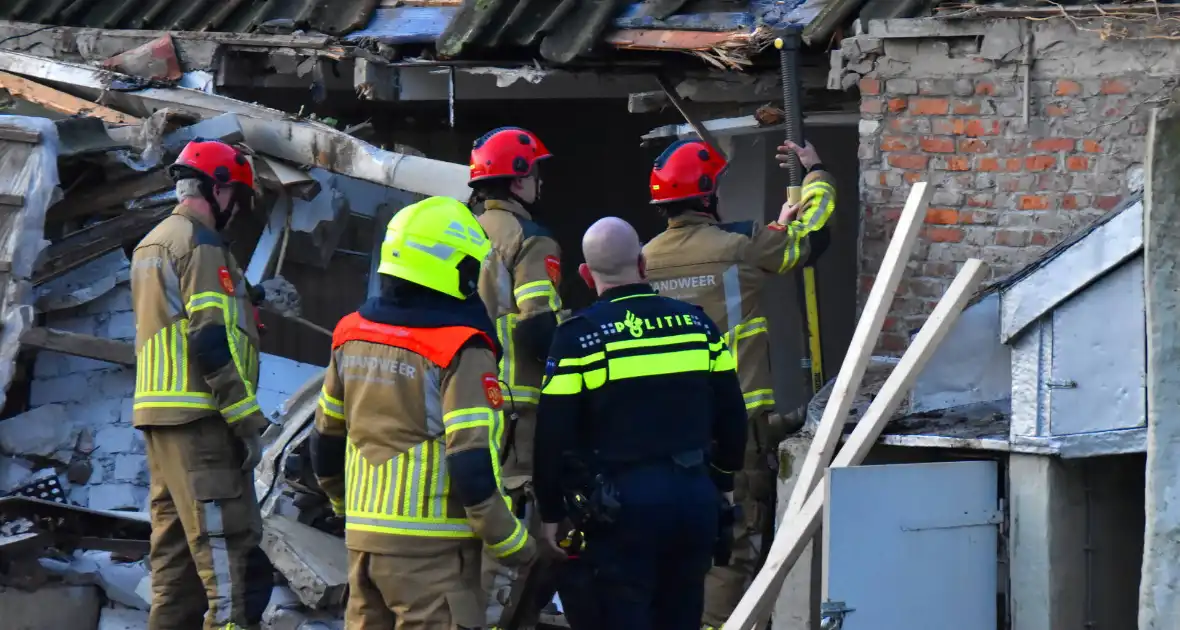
[774,37,784,49]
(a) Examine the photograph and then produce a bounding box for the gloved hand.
[232,419,266,472]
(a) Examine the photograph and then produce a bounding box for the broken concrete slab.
[34,249,130,313]
[98,605,149,630]
[0,404,78,464]
[102,35,183,82]
[0,455,33,493]
[260,514,348,610]
[39,550,151,609]
[1,584,101,629]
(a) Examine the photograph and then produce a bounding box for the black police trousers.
[580,465,718,630]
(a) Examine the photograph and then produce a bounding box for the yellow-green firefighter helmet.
[377,196,491,299]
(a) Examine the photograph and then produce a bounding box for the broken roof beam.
[34,204,174,285]
[20,328,135,367]
[0,71,140,125]
[642,111,861,140]
[236,117,472,201]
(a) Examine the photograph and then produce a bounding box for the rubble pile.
[0,36,473,629]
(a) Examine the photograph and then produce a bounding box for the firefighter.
[469,126,564,628]
[310,196,536,629]
[641,138,837,629]
[130,139,274,630]
[534,216,748,629]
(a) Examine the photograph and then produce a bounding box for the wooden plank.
[21,328,135,367]
[0,193,23,208]
[782,181,932,517]
[0,531,50,556]
[0,71,141,125]
[47,170,172,223]
[1141,99,1180,627]
[605,29,740,51]
[33,205,173,285]
[0,126,41,143]
[725,259,989,630]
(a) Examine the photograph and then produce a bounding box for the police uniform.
[534,283,747,629]
[473,128,563,628]
[131,202,272,630]
[310,196,536,630]
[643,166,836,628]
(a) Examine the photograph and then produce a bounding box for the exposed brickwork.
[838,23,1159,353]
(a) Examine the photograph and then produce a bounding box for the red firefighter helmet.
[469,127,552,183]
[649,139,728,204]
[168,139,256,191]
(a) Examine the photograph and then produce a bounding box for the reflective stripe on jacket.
[313,313,527,557]
[477,198,563,407]
[130,205,262,428]
[642,170,836,417]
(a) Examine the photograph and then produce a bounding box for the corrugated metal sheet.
[0,0,378,36]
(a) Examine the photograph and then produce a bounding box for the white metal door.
[823,461,1000,630]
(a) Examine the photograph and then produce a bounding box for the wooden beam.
[1141,100,1180,627]
[0,125,40,143]
[20,328,135,367]
[655,73,728,160]
[782,181,933,517]
[47,170,172,223]
[0,71,141,125]
[725,258,989,629]
[33,205,173,285]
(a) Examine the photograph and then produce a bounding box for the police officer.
[469,126,564,628]
[641,139,836,629]
[130,139,273,630]
[534,217,747,629]
[310,196,536,629]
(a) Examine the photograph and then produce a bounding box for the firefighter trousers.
[143,415,273,630]
[702,409,777,628]
[482,481,549,628]
[346,540,485,629]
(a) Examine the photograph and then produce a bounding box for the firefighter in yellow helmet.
[311,196,536,629]
[130,139,273,630]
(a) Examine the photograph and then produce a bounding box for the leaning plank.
[725,258,989,629]
[783,181,932,517]
[0,71,141,125]
[47,170,173,223]
[20,327,135,367]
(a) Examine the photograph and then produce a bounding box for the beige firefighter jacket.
[476,198,563,408]
[314,315,533,564]
[129,204,263,430]
[643,170,836,419]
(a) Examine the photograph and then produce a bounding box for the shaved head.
[582,217,644,293]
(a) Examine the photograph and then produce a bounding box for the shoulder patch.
[217,267,235,295]
[481,373,503,409]
[544,255,561,285]
[718,220,756,238]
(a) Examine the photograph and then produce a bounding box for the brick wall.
[836,20,1164,353]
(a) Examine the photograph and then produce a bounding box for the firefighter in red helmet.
[130,138,274,630]
[643,138,837,630]
[468,126,563,628]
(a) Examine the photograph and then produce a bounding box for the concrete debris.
[1,585,101,629]
[98,605,149,630]
[39,550,150,609]
[0,456,33,493]
[101,35,183,82]
[260,276,303,318]
[34,250,130,313]
[0,404,78,464]
[260,514,349,610]
[263,586,345,630]
[1,517,34,536]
